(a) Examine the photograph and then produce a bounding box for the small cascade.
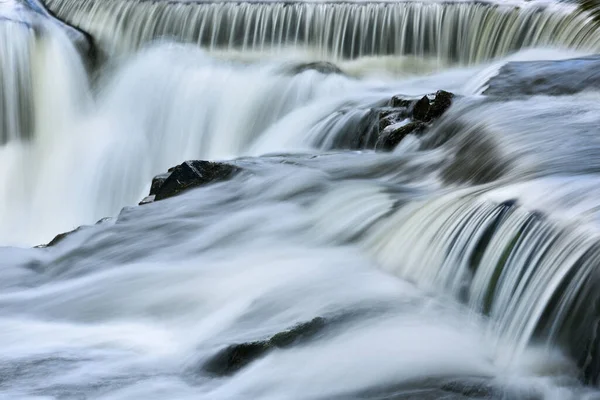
[0,0,89,143]
[0,20,35,142]
[45,0,600,63]
[361,179,600,384]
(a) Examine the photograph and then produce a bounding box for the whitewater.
[3,0,600,399]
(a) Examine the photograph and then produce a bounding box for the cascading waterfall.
[45,0,600,63]
[0,20,35,142]
[3,0,600,398]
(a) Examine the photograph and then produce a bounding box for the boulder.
[152,160,241,202]
[203,317,326,376]
[374,90,455,151]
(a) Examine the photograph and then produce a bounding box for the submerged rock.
[203,317,326,376]
[285,61,344,76]
[35,227,84,248]
[35,216,114,248]
[150,160,241,202]
[351,377,542,400]
[483,56,600,97]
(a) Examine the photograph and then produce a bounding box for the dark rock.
[389,96,414,109]
[286,61,344,75]
[149,173,171,196]
[376,122,427,151]
[203,317,326,376]
[379,110,407,131]
[411,96,431,122]
[270,317,326,347]
[203,341,271,376]
[153,160,240,202]
[373,90,454,151]
[427,90,454,120]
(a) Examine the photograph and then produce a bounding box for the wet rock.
[373,90,454,151]
[153,160,241,202]
[483,55,600,97]
[427,90,454,120]
[203,317,326,376]
[203,341,270,376]
[149,173,170,196]
[379,110,409,131]
[389,96,414,109]
[286,61,344,75]
[411,96,431,122]
[376,121,427,151]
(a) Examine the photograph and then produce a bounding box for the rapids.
[2,0,600,399]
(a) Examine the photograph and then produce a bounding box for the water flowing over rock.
[483,55,600,96]
[4,0,600,398]
[203,317,326,376]
[45,0,600,62]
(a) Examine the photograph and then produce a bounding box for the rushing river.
[2,0,600,399]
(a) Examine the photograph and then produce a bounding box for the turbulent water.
[4,0,600,399]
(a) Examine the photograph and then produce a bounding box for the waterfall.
[45,0,600,63]
[0,1,90,143]
[4,0,600,397]
[361,185,600,383]
[0,20,35,142]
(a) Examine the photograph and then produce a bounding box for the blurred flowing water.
[2,0,600,399]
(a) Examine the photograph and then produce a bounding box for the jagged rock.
[286,61,344,75]
[376,121,427,151]
[374,90,454,151]
[203,317,326,376]
[389,96,414,109]
[149,173,170,196]
[379,110,409,131]
[153,160,241,202]
[427,90,454,120]
[411,96,431,122]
